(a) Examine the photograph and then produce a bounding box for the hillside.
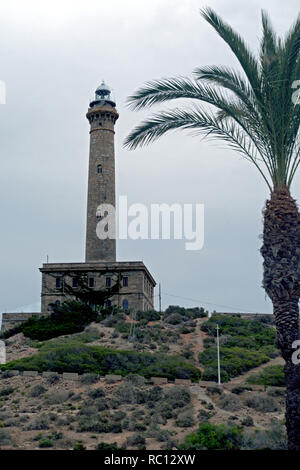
[0,305,287,450]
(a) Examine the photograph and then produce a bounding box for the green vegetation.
[199,314,276,382]
[179,423,243,450]
[1,301,101,341]
[247,365,285,387]
[0,340,201,382]
[164,306,207,325]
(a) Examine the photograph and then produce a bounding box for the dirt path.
[228,355,284,386]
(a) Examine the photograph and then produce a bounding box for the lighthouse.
[85,81,118,262]
[38,81,156,314]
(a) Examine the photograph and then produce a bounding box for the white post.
[216,324,221,385]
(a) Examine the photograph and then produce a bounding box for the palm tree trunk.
[261,186,300,450]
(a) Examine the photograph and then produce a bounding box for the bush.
[247,365,285,387]
[163,386,191,409]
[15,301,99,341]
[242,421,287,450]
[73,442,87,451]
[125,374,145,387]
[1,343,201,382]
[44,390,70,405]
[30,385,46,397]
[241,416,254,427]
[27,414,50,430]
[80,373,99,385]
[245,393,279,413]
[197,410,212,422]
[96,442,124,450]
[39,438,53,448]
[0,429,11,445]
[219,393,241,412]
[175,410,195,427]
[0,387,14,397]
[126,433,146,449]
[88,387,105,399]
[179,423,243,450]
[231,385,252,394]
[199,347,270,382]
[136,310,161,322]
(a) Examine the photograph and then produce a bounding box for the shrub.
[96,442,124,450]
[163,386,191,409]
[39,438,53,448]
[0,429,11,445]
[245,393,279,413]
[125,374,145,387]
[179,423,243,450]
[242,421,287,450]
[46,372,61,384]
[175,411,195,428]
[44,390,70,405]
[88,387,105,399]
[197,409,212,422]
[267,387,285,397]
[80,373,99,385]
[136,310,161,322]
[231,386,253,395]
[11,301,100,341]
[206,386,222,395]
[246,365,285,387]
[30,385,46,398]
[0,387,14,397]
[126,433,146,449]
[73,442,87,451]
[27,414,50,430]
[1,344,201,382]
[199,347,270,382]
[241,416,254,427]
[219,393,241,412]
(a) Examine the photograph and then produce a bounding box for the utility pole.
[159,283,161,312]
[216,324,221,385]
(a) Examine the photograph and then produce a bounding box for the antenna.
[159,283,162,312]
[216,324,221,385]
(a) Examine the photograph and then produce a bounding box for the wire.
[162,291,268,314]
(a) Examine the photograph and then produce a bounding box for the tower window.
[72,278,79,288]
[106,277,111,287]
[56,278,62,288]
[122,299,129,310]
[89,277,95,288]
[97,164,102,174]
[123,277,128,287]
[98,122,102,126]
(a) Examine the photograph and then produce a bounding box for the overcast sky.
[0,0,299,316]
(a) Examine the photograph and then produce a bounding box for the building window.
[97,164,102,174]
[122,299,129,310]
[89,277,95,288]
[56,278,61,288]
[123,277,128,287]
[72,278,79,288]
[55,300,60,306]
[105,299,111,308]
[106,277,111,287]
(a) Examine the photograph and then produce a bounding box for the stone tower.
[85,81,119,262]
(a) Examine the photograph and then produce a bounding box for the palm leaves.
[124,8,300,191]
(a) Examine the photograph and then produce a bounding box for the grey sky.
[0,0,299,315]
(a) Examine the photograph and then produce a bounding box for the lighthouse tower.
[85,81,119,262]
[37,81,156,317]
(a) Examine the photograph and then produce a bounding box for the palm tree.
[124,8,300,449]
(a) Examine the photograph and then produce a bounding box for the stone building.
[40,82,156,313]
